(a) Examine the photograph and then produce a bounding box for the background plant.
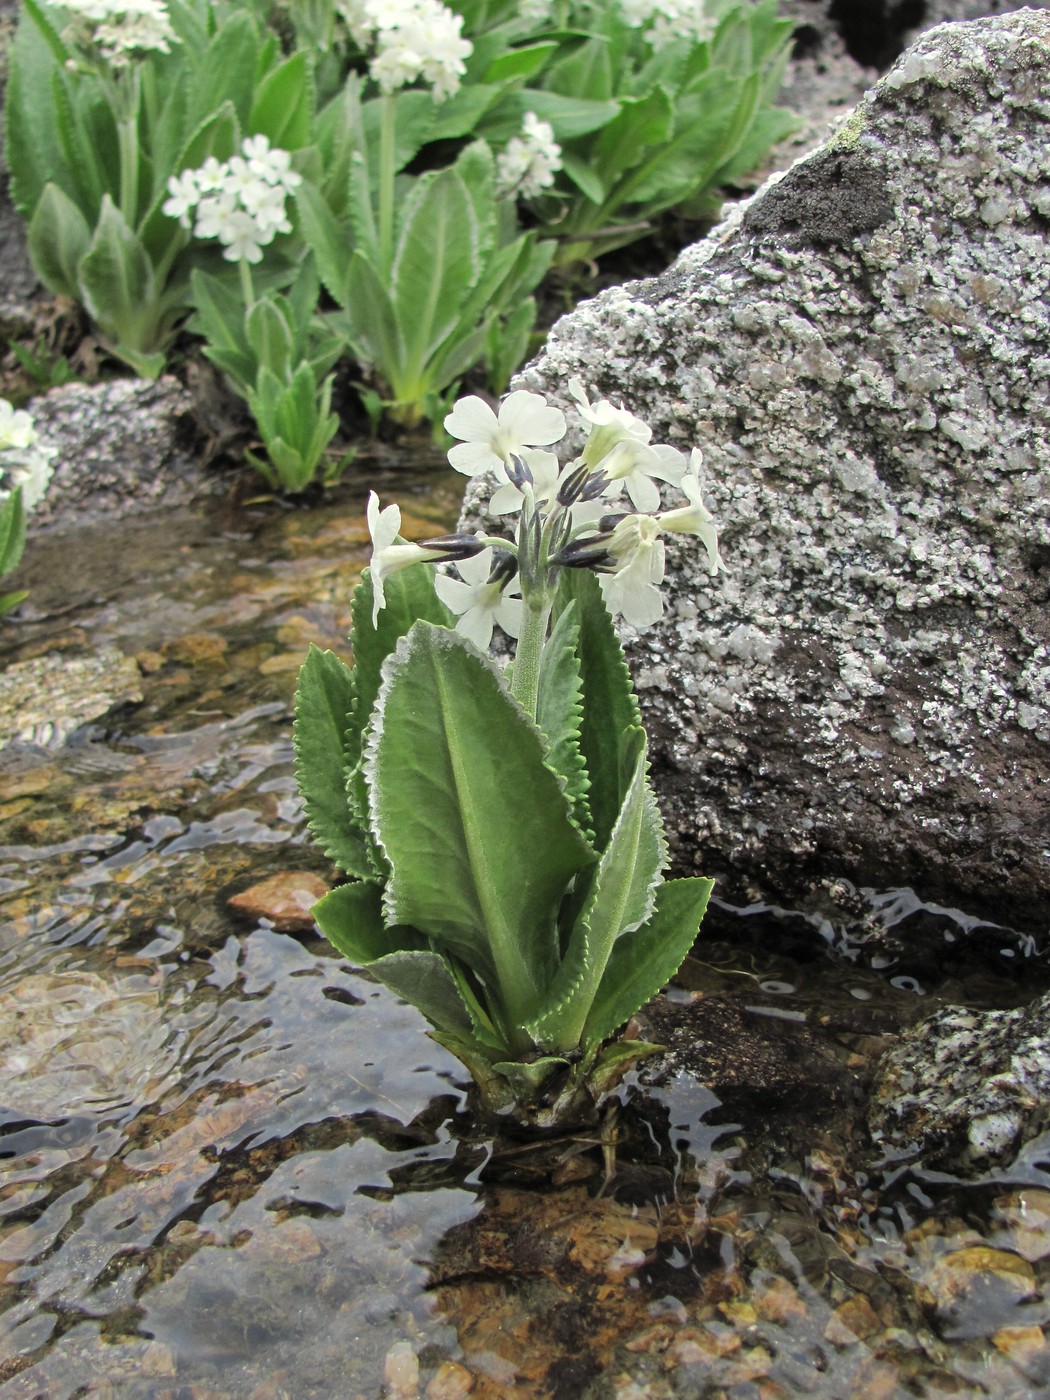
[294,385,721,1126]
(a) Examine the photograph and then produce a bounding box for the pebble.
[227,872,331,932]
[384,1340,420,1398]
[425,1361,475,1399]
[824,1295,882,1346]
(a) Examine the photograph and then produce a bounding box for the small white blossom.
[517,0,553,26]
[444,391,566,478]
[488,450,560,517]
[63,0,178,65]
[366,492,434,625]
[434,549,523,650]
[618,0,715,50]
[163,137,298,262]
[568,378,684,512]
[0,401,55,513]
[497,112,562,200]
[599,514,666,628]
[657,454,724,573]
[340,0,472,101]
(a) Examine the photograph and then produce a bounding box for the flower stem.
[238,258,256,310]
[510,594,551,720]
[116,68,141,226]
[378,91,397,275]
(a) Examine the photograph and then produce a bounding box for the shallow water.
[1,479,1049,1399]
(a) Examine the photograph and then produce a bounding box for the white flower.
[0,400,38,452]
[64,0,178,64]
[488,449,560,517]
[517,0,552,25]
[162,169,199,227]
[217,209,269,263]
[0,401,54,513]
[366,491,433,625]
[445,390,566,478]
[497,112,562,200]
[434,549,523,650]
[599,514,666,628]
[193,191,238,240]
[618,0,714,50]
[195,157,227,193]
[658,454,725,573]
[342,0,472,101]
[568,378,685,512]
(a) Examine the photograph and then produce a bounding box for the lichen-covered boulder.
[516,12,1050,936]
[868,996,1050,1173]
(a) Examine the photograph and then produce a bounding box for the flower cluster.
[367,385,724,640]
[0,401,55,513]
[62,0,178,66]
[619,0,715,50]
[339,0,473,101]
[162,137,301,264]
[497,112,563,200]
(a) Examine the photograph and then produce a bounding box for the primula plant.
[294,385,721,1127]
[0,401,56,617]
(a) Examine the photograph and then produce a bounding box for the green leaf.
[140,102,239,262]
[348,560,454,757]
[249,51,314,150]
[78,198,169,371]
[392,168,481,375]
[560,154,605,205]
[296,181,352,307]
[246,298,294,381]
[520,90,620,140]
[555,569,641,850]
[313,882,475,1037]
[0,489,27,578]
[527,727,665,1049]
[583,876,713,1044]
[366,621,593,1031]
[340,251,403,377]
[186,10,259,131]
[536,600,592,839]
[484,42,557,83]
[293,645,374,878]
[26,183,91,299]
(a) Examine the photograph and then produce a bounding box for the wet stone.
[0,647,143,748]
[227,872,331,933]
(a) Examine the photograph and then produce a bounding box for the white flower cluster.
[0,401,55,513]
[62,0,177,66]
[497,112,562,200]
[162,136,302,264]
[367,386,724,642]
[339,0,473,102]
[618,0,715,50]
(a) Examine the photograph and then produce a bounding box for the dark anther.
[580,470,609,501]
[552,536,613,569]
[597,512,630,533]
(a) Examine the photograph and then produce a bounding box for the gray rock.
[868,996,1050,1172]
[511,12,1050,936]
[27,377,222,528]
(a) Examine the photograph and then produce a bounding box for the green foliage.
[0,489,28,618]
[295,554,713,1127]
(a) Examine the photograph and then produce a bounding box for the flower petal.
[498,390,566,447]
[444,395,499,444]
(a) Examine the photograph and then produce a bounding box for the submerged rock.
[0,645,142,748]
[228,871,331,933]
[515,12,1050,936]
[868,996,1050,1172]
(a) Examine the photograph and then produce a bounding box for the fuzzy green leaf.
[250,51,314,150]
[392,167,481,374]
[555,569,641,850]
[527,727,665,1049]
[366,621,593,1029]
[0,490,27,578]
[584,876,713,1044]
[313,881,474,1036]
[293,645,373,878]
[26,183,91,300]
[536,600,592,838]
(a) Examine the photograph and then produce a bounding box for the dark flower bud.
[551,535,613,569]
[598,512,630,533]
[488,550,519,586]
[505,453,533,489]
[580,470,609,502]
[557,463,591,506]
[420,533,487,561]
